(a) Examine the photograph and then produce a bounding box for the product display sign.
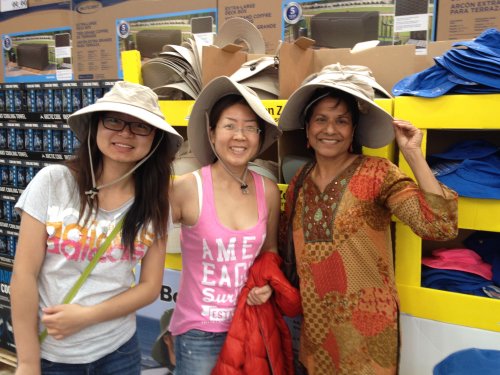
[281,0,434,51]
[2,28,74,83]
[0,263,14,354]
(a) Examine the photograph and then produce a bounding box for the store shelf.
[398,284,500,332]
[394,94,500,333]
[395,94,500,129]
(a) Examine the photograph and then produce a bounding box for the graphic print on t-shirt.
[45,207,153,263]
[199,234,264,324]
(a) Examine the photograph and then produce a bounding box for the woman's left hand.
[247,284,273,306]
[41,304,91,340]
[393,119,423,153]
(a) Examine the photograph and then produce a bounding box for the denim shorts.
[41,332,141,375]
[174,329,227,375]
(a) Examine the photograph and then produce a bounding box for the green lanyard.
[39,217,125,343]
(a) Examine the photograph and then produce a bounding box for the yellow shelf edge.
[394,94,500,129]
[398,284,500,332]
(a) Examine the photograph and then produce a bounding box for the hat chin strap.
[85,130,165,199]
[206,112,249,195]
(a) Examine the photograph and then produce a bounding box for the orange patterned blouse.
[281,155,458,375]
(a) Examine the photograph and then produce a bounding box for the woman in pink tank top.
[169,76,282,375]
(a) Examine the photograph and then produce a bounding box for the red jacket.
[211,252,302,375]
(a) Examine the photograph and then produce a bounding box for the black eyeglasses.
[101,116,154,136]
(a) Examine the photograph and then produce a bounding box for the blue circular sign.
[283,2,303,25]
[117,21,130,39]
[2,35,12,51]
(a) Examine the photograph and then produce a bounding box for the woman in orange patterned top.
[278,65,459,375]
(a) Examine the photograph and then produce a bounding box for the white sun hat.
[67,80,183,153]
[278,64,394,148]
[187,76,281,166]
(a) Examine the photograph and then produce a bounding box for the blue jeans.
[41,332,141,375]
[174,329,227,375]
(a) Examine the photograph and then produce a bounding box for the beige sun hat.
[278,64,394,148]
[230,56,278,82]
[67,81,183,154]
[151,308,175,370]
[214,17,266,54]
[187,76,281,166]
[230,56,280,99]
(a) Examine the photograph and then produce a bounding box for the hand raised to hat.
[393,119,423,156]
[393,119,446,196]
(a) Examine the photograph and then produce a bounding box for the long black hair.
[66,112,174,254]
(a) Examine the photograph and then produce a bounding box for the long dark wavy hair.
[66,112,174,254]
[303,88,362,155]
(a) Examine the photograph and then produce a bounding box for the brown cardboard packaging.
[217,0,282,54]
[201,45,249,87]
[278,38,458,98]
[434,0,500,40]
[201,43,271,87]
[71,0,217,80]
[0,3,72,83]
[278,38,420,99]
[217,0,436,56]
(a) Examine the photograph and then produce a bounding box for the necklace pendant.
[241,184,249,195]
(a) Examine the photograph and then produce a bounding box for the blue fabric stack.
[393,28,500,97]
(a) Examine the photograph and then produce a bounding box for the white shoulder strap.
[193,170,203,212]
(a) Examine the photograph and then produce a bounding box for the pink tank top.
[169,165,268,335]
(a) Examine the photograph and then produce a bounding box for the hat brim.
[187,76,281,166]
[214,18,265,54]
[230,56,277,82]
[240,73,280,97]
[67,101,183,154]
[278,81,394,148]
[151,309,175,369]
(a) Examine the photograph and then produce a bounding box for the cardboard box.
[278,38,457,99]
[434,0,500,40]
[0,3,72,83]
[278,38,420,98]
[217,0,436,55]
[217,0,282,54]
[0,263,14,355]
[71,0,217,81]
[201,45,250,87]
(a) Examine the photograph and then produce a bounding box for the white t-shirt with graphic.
[15,164,155,363]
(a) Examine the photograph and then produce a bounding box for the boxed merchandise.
[218,0,435,55]
[0,2,72,83]
[0,263,15,354]
[434,0,500,40]
[278,37,456,98]
[71,0,217,80]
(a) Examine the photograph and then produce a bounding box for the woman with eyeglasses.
[10,81,183,375]
[169,76,295,375]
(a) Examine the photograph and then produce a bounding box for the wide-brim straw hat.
[67,81,183,154]
[279,64,394,148]
[187,76,281,166]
